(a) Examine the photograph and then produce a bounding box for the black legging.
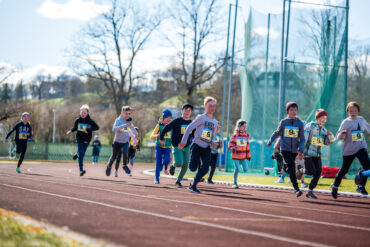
[334,148,370,187]
[208,153,218,181]
[107,142,129,170]
[281,151,299,191]
[15,140,27,168]
[304,157,322,190]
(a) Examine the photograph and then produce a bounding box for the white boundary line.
[143,169,370,199]
[0,183,333,247]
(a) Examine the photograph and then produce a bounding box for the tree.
[14,81,25,100]
[165,0,225,105]
[71,0,162,114]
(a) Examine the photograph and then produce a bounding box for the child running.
[178,96,218,194]
[128,127,140,171]
[206,122,222,184]
[159,103,193,188]
[4,112,33,173]
[303,109,334,199]
[267,102,305,197]
[228,120,251,189]
[67,105,99,176]
[105,106,136,177]
[355,169,370,186]
[91,135,101,165]
[331,101,370,198]
[151,109,173,184]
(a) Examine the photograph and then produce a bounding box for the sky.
[0,0,369,83]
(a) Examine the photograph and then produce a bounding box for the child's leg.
[188,144,201,172]
[281,151,299,191]
[114,149,122,171]
[176,146,190,183]
[241,159,248,172]
[121,143,129,168]
[333,154,356,187]
[356,149,370,187]
[233,160,240,184]
[208,153,218,181]
[309,157,322,191]
[162,148,171,170]
[155,146,164,182]
[281,172,288,180]
[193,147,210,187]
[17,142,27,168]
[77,141,88,171]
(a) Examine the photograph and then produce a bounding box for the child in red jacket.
[228,120,251,188]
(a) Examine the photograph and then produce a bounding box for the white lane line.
[2,174,369,232]
[0,183,332,247]
[4,171,369,220]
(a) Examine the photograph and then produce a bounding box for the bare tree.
[71,0,162,114]
[166,0,225,105]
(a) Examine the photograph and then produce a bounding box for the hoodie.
[70,115,99,142]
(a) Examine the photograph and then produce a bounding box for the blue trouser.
[189,144,211,187]
[92,156,99,162]
[155,146,171,182]
[77,140,89,171]
[233,159,248,184]
[362,169,370,177]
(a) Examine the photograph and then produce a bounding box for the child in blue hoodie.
[267,102,305,197]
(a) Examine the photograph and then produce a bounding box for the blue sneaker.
[356,186,368,196]
[16,168,21,173]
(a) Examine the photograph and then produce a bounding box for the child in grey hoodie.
[331,102,370,198]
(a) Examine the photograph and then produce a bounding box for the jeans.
[77,140,89,171]
[155,146,171,182]
[281,151,299,191]
[92,156,99,163]
[233,159,248,184]
[189,144,211,187]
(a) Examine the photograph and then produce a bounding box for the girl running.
[331,102,370,198]
[228,120,251,189]
[4,112,33,173]
[67,104,99,176]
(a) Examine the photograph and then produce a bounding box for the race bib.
[201,128,212,141]
[120,127,129,132]
[215,136,220,142]
[237,137,247,147]
[78,123,87,132]
[181,125,188,134]
[284,126,298,138]
[19,132,28,140]
[164,131,172,139]
[312,135,324,146]
[351,130,364,142]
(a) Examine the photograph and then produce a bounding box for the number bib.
[120,127,129,132]
[19,132,28,140]
[351,130,364,142]
[201,128,212,142]
[237,137,247,147]
[284,126,298,138]
[164,132,172,139]
[78,123,88,132]
[214,136,220,142]
[181,125,188,134]
[312,135,324,146]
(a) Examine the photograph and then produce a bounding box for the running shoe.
[169,165,175,176]
[354,168,364,186]
[187,184,201,194]
[295,190,302,197]
[275,179,284,183]
[301,182,308,188]
[306,191,318,199]
[175,181,182,188]
[154,180,160,184]
[123,165,132,176]
[73,154,78,160]
[164,170,169,175]
[80,170,86,176]
[16,167,21,174]
[356,186,368,195]
[105,165,112,176]
[331,184,338,199]
[114,170,118,177]
[232,183,239,189]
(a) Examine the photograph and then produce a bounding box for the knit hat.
[315,109,328,120]
[162,109,172,119]
[21,112,29,119]
[286,102,298,113]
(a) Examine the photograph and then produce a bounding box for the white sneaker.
[114,171,118,177]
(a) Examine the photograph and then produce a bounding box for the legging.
[15,140,27,168]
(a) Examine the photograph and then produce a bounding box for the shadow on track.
[302,200,370,210]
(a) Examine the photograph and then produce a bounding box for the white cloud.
[252,27,279,40]
[37,0,111,21]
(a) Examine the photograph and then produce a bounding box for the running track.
[0,162,369,247]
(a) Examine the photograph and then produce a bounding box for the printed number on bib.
[78,123,88,132]
[215,136,220,142]
[237,137,247,147]
[121,127,129,132]
[351,130,364,142]
[164,132,172,139]
[201,128,212,141]
[312,135,324,146]
[19,132,28,140]
[181,125,188,134]
[284,126,298,138]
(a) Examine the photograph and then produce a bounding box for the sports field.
[0,161,369,247]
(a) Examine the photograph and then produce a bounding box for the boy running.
[160,103,193,188]
[4,112,33,173]
[178,96,218,194]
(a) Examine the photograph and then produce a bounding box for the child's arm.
[179,116,201,147]
[150,124,160,140]
[336,120,348,140]
[5,123,19,140]
[298,121,305,154]
[159,119,175,140]
[267,120,284,147]
[228,135,236,152]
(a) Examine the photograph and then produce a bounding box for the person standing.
[91,135,101,164]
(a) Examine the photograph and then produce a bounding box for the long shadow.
[302,200,370,210]
[333,199,370,207]
[126,183,174,190]
[86,178,127,184]
[25,173,53,177]
[255,188,293,194]
[204,192,287,203]
[200,188,253,197]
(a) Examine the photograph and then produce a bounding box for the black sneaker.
[105,165,112,176]
[188,184,201,194]
[175,181,182,188]
[306,191,318,199]
[207,180,214,184]
[169,165,175,176]
[295,190,302,197]
[356,186,368,195]
[200,178,205,182]
[331,184,338,199]
[123,165,132,176]
[80,170,86,176]
[354,168,364,186]
[73,154,78,160]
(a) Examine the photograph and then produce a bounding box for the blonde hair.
[204,96,217,106]
[80,104,90,113]
[346,101,360,113]
[234,119,247,133]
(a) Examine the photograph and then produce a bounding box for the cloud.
[252,27,279,40]
[37,0,111,21]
